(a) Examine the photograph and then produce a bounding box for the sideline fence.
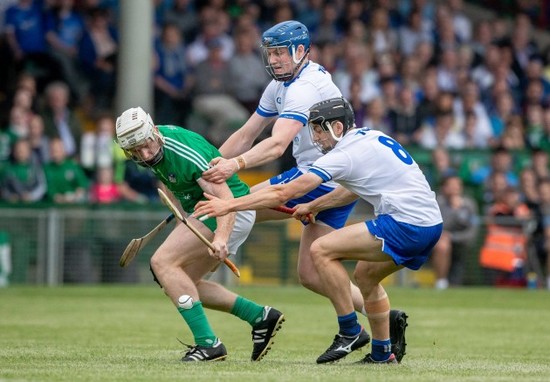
[0,205,541,288]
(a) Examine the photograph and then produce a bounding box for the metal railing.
[0,205,541,287]
[0,205,297,286]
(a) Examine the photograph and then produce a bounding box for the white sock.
[435,278,449,290]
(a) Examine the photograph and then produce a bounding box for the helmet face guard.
[308,97,355,153]
[261,20,310,82]
[123,136,165,167]
[309,119,338,154]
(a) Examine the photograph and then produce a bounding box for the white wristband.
[233,158,241,171]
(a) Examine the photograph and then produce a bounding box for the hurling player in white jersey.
[194,97,443,365]
[201,20,368,319]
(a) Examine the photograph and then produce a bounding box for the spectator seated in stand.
[90,158,153,205]
[40,81,82,159]
[43,137,89,204]
[0,137,46,203]
[28,114,50,164]
[423,146,458,189]
[462,146,519,203]
[44,0,86,102]
[227,25,270,115]
[78,6,118,110]
[187,37,248,147]
[89,165,121,204]
[4,0,64,91]
[153,22,190,126]
[432,175,479,289]
[80,112,118,178]
[119,159,160,203]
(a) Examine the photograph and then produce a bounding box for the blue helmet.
[261,20,311,81]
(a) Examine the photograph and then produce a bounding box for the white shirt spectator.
[453,99,493,148]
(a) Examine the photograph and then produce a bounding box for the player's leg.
[296,223,331,293]
[352,214,442,364]
[298,223,367,314]
[311,224,405,364]
[432,230,452,289]
[354,261,402,364]
[197,210,285,361]
[312,223,389,363]
[253,172,366,313]
[198,279,285,361]
[310,223,391,313]
[150,223,226,361]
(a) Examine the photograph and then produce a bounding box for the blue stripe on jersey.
[256,106,278,117]
[309,167,332,182]
[280,112,307,125]
[164,137,209,170]
[283,61,310,86]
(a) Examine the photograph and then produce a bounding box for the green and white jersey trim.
[164,136,210,171]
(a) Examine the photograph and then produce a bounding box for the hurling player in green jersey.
[115,107,284,362]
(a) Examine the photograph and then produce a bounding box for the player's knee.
[297,269,318,291]
[149,255,166,287]
[435,234,451,252]
[354,266,379,291]
[149,264,162,288]
[310,240,329,264]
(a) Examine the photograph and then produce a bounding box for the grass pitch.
[1,285,549,381]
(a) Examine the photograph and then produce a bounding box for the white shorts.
[227,210,256,255]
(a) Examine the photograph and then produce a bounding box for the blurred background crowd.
[2,0,550,288]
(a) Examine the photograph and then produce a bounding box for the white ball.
[178,295,194,309]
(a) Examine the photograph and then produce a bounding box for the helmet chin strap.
[323,121,343,142]
[274,47,308,82]
[127,147,163,167]
[141,147,164,167]
[291,47,309,70]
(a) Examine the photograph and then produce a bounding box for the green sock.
[230,296,265,326]
[178,301,217,347]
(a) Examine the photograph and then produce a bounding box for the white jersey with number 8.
[309,128,443,227]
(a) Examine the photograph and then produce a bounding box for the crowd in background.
[2,0,550,286]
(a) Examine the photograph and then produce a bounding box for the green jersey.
[44,159,89,202]
[0,130,17,162]
[151,126,250,231]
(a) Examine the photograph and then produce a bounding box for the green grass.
[1,285,549,381]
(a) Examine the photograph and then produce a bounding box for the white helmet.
[116,107,164,166]
[116,106,155,149]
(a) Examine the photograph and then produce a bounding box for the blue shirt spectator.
[4,0,46,56]
[45,2,84,50]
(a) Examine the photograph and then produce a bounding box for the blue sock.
[371,338,391,361]
[337,312,361,336]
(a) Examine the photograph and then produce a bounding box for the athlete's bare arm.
[194,173,323,218]
[202,115,302,183]
[302,186,358,210]
[292,186,359,220]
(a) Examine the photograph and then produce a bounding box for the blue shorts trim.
[270,167,356,229]
[366,214,443,270]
